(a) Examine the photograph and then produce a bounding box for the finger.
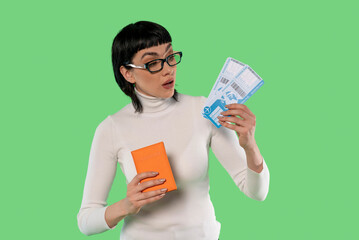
[127,189,166,210]
[136,192,166,206]
[128,178,165,200]
[139,187,168,200]
[226,103,253,115]
[129,171,158,187]
[218,116,250,128]
[137,178,166,192]
[225,104,255,117]
[220,108,251,120]
[219,120,247,133]
[218,120,241,132]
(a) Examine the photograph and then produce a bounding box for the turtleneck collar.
[134,87,175,113]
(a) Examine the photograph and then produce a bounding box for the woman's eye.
[167,54,177,64]
[147,60,162,70]
[148,61,160,67]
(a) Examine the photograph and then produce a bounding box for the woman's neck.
[134,87,174,113]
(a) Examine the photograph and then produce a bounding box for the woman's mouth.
[162,80,174,89]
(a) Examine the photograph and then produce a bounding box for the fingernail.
[161,188,167,192]
[159,178,166,182]
[152,172,158,175]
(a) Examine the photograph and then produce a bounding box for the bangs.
[117,21,172,64]
[130,28,172,53]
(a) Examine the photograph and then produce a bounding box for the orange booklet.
[131,142,177,193]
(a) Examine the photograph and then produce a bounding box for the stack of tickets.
[202,57,264,128]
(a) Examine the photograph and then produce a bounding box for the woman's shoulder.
[111,103,133,116]
[177,92,207,105]
[177,93,208,115]
[177,92,213,131]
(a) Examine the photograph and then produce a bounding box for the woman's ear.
[120,66,136,84]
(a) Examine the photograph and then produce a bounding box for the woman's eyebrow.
[140,43,172,60]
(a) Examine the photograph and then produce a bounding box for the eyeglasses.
[125,52,182,73]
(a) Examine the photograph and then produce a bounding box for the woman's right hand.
[123,171,167,215]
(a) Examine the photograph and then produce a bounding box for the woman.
[77,21,270,240]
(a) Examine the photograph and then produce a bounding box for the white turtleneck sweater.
[77,88,270,240]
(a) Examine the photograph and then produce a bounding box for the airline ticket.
[202,57,264,128]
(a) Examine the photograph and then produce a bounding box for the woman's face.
[120,42,177,99]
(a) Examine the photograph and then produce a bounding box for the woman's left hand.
[217,103,257,150]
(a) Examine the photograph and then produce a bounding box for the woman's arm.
[218,103,264,173]
[77,116,122,235]
[104,198,129,228]
[243,144,263,173]
[206,101,270,201]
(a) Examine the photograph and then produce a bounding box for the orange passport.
[131,142,177,193]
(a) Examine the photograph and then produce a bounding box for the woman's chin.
[163,89,175,98]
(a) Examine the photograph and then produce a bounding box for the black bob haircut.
[112,21,179,113]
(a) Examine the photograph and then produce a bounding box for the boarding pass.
[202,57,264,128]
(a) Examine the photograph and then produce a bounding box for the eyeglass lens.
[147,52,182,72]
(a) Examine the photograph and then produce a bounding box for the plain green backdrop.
[1,0,358,239]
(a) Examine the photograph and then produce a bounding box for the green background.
[1,0,358,239]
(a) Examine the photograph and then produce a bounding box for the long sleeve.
[209,118,270,201]
[77,116,118,235]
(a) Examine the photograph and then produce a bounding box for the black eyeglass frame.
[125,51,183,73]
